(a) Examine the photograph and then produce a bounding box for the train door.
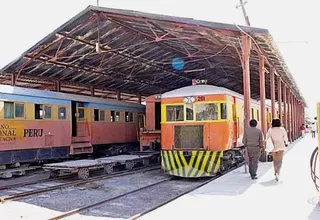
[71,101,77,137]
[76,102,89,137]
[71,101,89,137]
[155,102,161,130]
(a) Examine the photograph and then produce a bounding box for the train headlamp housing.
[183,96,195,104]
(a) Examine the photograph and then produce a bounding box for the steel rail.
[0,165,160,203]
[48,177,173,220]
[49,162,245,220]
[129,162,245,219]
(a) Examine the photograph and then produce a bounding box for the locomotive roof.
[162,84,245,99]
[161,84,273,106]
[0,84,145,109]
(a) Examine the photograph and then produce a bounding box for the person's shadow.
[259,179,283,187]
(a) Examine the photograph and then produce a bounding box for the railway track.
[0,165,160,203]
[48,162,245,220]
[48,177,173,220]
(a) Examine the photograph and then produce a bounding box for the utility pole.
[236,0,251,26]
[97,0,100,6]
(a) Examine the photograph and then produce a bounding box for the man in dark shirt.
[242,119,264,179]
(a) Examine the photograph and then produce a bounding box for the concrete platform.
[139,135,320,220]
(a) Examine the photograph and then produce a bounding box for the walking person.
[265,119,289,182]
[242,119,264,180]
[311,123,316,138]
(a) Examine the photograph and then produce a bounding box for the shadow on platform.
[188,137,303,197]
[308,202,320,220]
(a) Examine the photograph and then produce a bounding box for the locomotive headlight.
[183,96,195,103]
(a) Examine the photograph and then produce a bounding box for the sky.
[0,0,319,117]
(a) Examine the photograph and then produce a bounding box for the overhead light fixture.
[95,42,101,53]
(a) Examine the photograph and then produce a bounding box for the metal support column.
[55,80,61,92]
[11,73,16,86]
[277,76,282,120]
[90,86,95,97]
[138,94,142,104]
[241,35,251,173]
[317,103,320,201]
[259,55,266,135]
[259,55,267,162]
[293,97,296,139]
[290,91,295,141]
[270,67,276,118]
[117,91,121,101]
[241,35,251,128]
[287,89,292,142]
[283,84,287,130]
[296,99,301,138]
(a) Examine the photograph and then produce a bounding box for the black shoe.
[251,176,258,180]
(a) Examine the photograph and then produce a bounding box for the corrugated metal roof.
[0,5,306,106]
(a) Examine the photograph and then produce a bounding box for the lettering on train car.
[0,124,17,141]
[197,96,206,101]
[23,129,43,137]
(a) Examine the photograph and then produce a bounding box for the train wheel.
[50,171,59,178]
[142,159,149,166]
[125,161,134,170]
[104,164,114,174]
[78,168,90,180]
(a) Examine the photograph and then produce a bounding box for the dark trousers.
[312,131,316,138]
[247,147,261,177]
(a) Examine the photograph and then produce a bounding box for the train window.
[58,106,66,120]
[78,108,84,121]
[251,108,254,119]
[99,110,105,121]
[257,110,260,121]
[115,111,120,122]
[125,112,133,122]
[35,104,43,119]
[166,105,184,122]
[220,103,227,120]
[185,103,194,121]
[195,103,218,121]
[15,103,24,118]
[110,111,115,122]
[94,109,99,121]
[4,102,14,119]
[44,106,52,119]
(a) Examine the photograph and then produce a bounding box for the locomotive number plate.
[197,96,206,101]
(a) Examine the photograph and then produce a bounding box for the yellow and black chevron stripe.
[161,150,223,178]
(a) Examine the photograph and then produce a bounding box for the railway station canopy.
[0,6,306,104]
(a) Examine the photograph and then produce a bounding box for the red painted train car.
[0,85,145,167]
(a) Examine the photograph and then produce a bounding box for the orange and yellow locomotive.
[140,80,277,177]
